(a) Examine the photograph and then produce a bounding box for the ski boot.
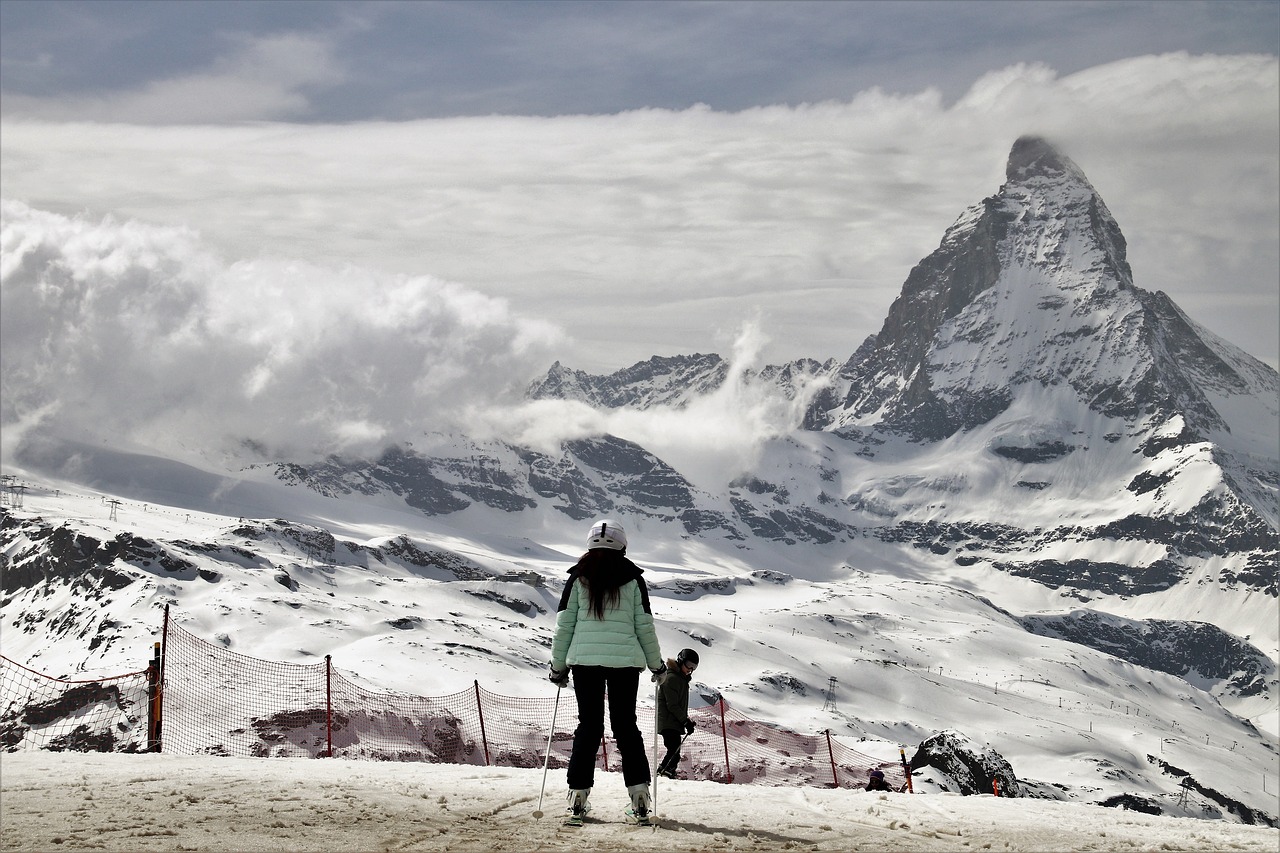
[563,788,591,827]
[624,782,653,826]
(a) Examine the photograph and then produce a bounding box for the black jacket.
[655,658,691,732]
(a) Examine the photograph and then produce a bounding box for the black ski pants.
[657,728,683,775]
[566,665,651,789]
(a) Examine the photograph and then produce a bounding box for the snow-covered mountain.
[2,137,1276,825]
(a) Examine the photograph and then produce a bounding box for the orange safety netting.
[160,614,903,789]
[0,655,150,752]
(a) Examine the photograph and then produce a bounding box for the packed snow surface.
[2,753,1277,852]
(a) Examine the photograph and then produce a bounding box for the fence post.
[474,680,491,766]
[719,696,733,783]
[157,604,169,751]
[325,655,333,758]
[825,729,839,788]
[146,642,160,751]
[899,747,914,793]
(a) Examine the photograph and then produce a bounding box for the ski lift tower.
[821,676,838,712]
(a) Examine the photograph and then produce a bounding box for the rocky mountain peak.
[1005,135,1087,184]
[810,136,1269,440]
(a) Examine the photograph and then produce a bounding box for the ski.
[561,813,586,828]
[624,807,654,827]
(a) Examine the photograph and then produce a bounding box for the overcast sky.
[1,1,1277,464]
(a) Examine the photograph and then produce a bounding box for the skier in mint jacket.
[549,520,664,825]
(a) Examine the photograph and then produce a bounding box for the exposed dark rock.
[1147,755,1276,826]
[991,441,1074,463]
[909,729,1021,797]
[993,557,1186,596]
[1023,612,1275,698]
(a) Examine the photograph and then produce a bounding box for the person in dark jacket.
[865,768,893,792]
[655,648,699,779]
[549,520,664,825]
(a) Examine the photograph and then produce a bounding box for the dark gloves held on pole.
[684,719,696,736]
[549,666,570,688]
[650,667,664,683]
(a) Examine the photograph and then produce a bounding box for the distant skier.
[548,520,665,826]
[865,768,893,792]
[654,648,699,779]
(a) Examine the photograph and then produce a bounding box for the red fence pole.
[719,696,733,783]
[325,655,332,758]
[474,680,491,766]
[825,730,838,788]
[157,604,169,752]
[899,747,914,793]
[146,643,159,751]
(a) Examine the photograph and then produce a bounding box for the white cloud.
[0,200,561,464]
[2,54,1273,373]
[0,54,1276,470]
[488,320,826,489]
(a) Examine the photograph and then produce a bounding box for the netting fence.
[0,653,156,752]
[3,607,907,790]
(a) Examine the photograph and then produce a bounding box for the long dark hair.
[574,549,629,620]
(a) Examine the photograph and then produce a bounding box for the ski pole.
[652,680,660,822]
[532,685,563,819]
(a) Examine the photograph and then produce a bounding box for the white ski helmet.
[586,519,627,551]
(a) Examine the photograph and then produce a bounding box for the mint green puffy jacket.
[551,555,663,671]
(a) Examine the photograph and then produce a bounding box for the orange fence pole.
[146,642,160,751]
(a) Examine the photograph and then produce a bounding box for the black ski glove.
[549,666,570,688]
[650,667,664,683]
[683,719,696,736]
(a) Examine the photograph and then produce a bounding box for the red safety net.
[0,655,150,752]
[160,613,905,789]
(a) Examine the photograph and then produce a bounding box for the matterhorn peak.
[1005,135,1089,184]
[818,137,1275,447]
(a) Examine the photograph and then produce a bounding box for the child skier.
[654,648,699,779]
[865,768,893,792]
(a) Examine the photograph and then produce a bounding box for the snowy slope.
[2,753,1278,852]
[2,468,1276,826]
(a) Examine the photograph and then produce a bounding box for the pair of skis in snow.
[561,807,653,828]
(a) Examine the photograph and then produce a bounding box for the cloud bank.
[1,54,1276,478]
[0,200,561,464]
[3,55,1275,377]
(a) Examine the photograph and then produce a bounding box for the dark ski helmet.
[869,769,885,780]
[676,648,700,670]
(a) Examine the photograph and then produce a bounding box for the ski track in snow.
[1,753,1277,852]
